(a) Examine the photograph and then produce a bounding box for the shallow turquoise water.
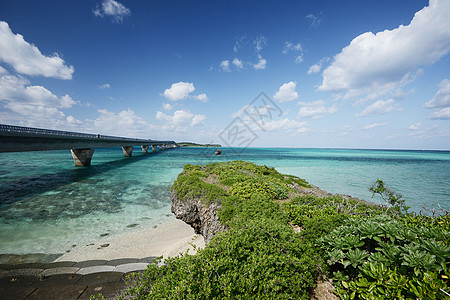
[0,147,449,255]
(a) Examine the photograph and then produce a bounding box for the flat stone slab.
[39,266,80,277]
[0,285,37,299]
[74,260,108,268]
[77,272,124,286]
[78,280,127,299]
[0,275,37,287]
[32,273,83,287]
[114,263,149,273]
[26,284,87,300]
[77,265,116,275]
[138,256,159,263]
[105,258,139,266]
[6,268,44,277]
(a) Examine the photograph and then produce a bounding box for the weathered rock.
[171,192,226,244]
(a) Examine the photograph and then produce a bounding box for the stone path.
[0,257,158,299]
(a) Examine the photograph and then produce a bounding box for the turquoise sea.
[0,147,449,256]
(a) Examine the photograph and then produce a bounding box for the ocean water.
[0,147,449,256]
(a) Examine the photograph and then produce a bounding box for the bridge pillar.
[71,148,94,167]
[141,145,149,153]
[122,146,133,157]
[152,145,157,152]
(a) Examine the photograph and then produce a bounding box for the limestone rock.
[171,192,226,244]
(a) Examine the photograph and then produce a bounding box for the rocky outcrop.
[171,192,226,244]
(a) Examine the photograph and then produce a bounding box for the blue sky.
[0,0,449,149]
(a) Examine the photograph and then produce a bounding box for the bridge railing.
[0,124,149,141]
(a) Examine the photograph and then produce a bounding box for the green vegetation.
[119,161,449,299]
[178,142,221,147]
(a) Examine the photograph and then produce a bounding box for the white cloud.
[306,13,322,28]
[156,110,206,128]
[362,122,387,130]
[193,93,208,102]
[0,74,78,111]
[282,42,302,54]
[163,82,195,101]
[162,103,173,111]
[93,0,131,23]
[319,0,450,100]
[220,60,231,72]
[253,55,267,70]
[429,107,450,119]
[66,115,83,125]
[409,123,422,130]
[99,83,111,89]
[424,79,450,108]
[254,35,267,52]
[297,100,338,119]
[273,81,298,103]
[283,42,303,64]
[94,109,150,137]
[232,58,244,70]
[234,36,247,53]
[262,118,308,134]
[295,56,303,64]
[308,64,321,74]
[162,81,208,102]
[307,57,330,75]
[0,21,74,79]
[357,99,401,117]
[60,94,77,108]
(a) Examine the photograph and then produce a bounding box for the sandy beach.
[54,218,205,262]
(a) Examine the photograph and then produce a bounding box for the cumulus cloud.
[220,60,231,72]
[319,0,450,100]
[163,82,195,101]
[99,83,111,89]
[307,57,330,75]
[0,21,74,79]
[409,123,422,130]
[362,122,387,130]
[162,81,208,102]
[424,79,450,108]
[156,109,206,128]
[423,79,450,120]
[0,74,78,111]
[273,81,298,103]
[93,0,131,23]
[193,93,208,102]
[0,73,80,128]
[94,108,152,137]
[297,100,338,119]
[263,118,308,134]
[429,107,450,119]
[282,42,303,63]
[308,64,321,74]
[253,55,267,70]
[162,103,173,111]
[232,58,244,70]
[357,99,401,117]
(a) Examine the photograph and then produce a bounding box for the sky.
[0,0,449,150]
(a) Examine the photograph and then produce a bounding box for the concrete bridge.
[0,124,178,166]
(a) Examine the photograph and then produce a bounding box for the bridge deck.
[0,124,177,153]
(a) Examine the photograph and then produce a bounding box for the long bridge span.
[0,124,179,166]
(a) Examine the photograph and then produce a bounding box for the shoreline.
[53,218,205,262]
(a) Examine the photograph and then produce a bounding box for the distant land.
[178,142,221,147]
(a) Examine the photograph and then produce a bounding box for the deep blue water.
[0,147,449,255]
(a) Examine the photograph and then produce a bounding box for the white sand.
[54,219,205,262]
